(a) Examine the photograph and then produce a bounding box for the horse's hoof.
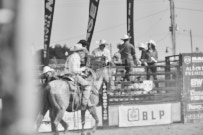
[64,125,69,133]
[86,131,91,135]
[53,132,59,135]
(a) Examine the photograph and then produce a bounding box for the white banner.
[119,104,172,127]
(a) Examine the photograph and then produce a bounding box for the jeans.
[74,75,92,106]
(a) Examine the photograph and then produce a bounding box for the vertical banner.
[44,0,55,65]
[86,0,100,50]
[181,53,203,123]
[102,83,109,128]
[127,0,134,45]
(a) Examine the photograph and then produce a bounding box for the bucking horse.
[36,66,111,135]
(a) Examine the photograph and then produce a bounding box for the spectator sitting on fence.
[119,34,138,81]
[146,40,158,87]
[138,42,148,66]
[112,41,123,65]
[77,39,90,67]
[91,39,111,65]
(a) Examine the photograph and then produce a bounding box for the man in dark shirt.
[77,39,90,66]
[138,42,148,66]
[119,35,138,81]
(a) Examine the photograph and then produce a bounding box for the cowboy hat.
[70,43,85,52]
[121,34,131,40]
[96,39,108,46]
[43,66,54,74]
[138,43,147,49]
[148,40,156,46]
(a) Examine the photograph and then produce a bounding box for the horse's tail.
[36,84,51,131]
[43,84,51,109]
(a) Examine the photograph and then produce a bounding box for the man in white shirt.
[64,43,93,109]
[91,39,111,65]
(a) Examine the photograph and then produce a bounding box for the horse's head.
[84,67,111,93]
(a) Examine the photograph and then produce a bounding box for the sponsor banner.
[127,0,134,45]
[190,89,203,101]
[86,0,100,50]
[184,112,203,123]
[39,106,102,132]
[182,53,203,123]
[185,65,203,76]
[187,103,203,112]
[44,0,56,65]
[190,78,203,88]
[183,55,203,65]
[119,104,172,127]
[182,53,203,100]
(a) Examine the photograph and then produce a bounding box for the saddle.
[59,74,78,92]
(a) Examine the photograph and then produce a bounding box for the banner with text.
[86,0,100,50]
[182,53,203,123]
[44,0,55,65]
[119,104,172,127]
[127,0,134,45]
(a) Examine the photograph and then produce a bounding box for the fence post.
[165,56,171,87]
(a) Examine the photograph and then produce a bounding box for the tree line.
[34,44,70,65]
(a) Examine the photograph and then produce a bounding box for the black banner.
[127,0,134,45]
[182,53,203,123]
[86,0,100,50]
[44,0,55,65]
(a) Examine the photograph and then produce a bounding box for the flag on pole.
[86,0,100,50]
[127,0,134,45]
[44,0,55,65]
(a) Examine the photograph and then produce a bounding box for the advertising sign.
[119,104,172,127]
[182,53,203,123]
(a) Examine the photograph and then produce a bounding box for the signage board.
[119,104,172,127]
[182,53,203,123]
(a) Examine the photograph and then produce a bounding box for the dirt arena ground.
[38,122,203,135]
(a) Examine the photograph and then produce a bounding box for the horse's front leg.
[81,109,86,135]
[88,106,99,133]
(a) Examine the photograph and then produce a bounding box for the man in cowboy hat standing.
[91,39,111,65]
[119,35,138,81]
[138,42,148,66]
[64,43,94,109]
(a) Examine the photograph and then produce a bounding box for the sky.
[33,0,203,60]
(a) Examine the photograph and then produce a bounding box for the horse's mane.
[86,67,107,81]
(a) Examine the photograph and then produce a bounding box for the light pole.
[183,29,193,53]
